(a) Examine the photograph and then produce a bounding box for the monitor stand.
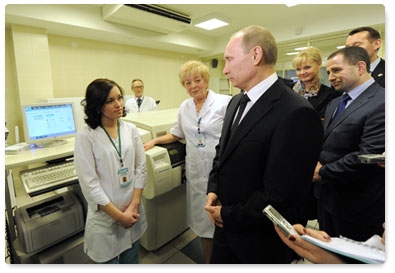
[33,139,68,148]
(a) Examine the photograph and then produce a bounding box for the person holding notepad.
[274,223,385,264]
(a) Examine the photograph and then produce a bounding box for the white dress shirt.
[238,72,278,123]
[125,96,157,113]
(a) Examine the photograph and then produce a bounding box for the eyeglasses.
[133,86,144,89]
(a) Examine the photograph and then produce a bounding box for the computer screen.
[45,97,85,131]
[21,102,77,148]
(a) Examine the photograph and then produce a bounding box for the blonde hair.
[178,60,210,87]
[292,47,322,68]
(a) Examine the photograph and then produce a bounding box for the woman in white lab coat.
[143,60,231,263]
[74,78,147,263]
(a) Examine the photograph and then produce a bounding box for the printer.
[15,191,84,254]
[144,142,186,199]
[122,108,186,200]
[122,109,188,251]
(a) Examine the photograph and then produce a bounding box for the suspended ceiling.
[5,4,385,63]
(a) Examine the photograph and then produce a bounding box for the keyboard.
[19,160,78,196]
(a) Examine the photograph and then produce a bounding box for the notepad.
[301,234,385,264]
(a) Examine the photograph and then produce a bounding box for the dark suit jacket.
[371,58,385,88]
[315,82,385,240]
[207,79,323,263]
[306,84,341,119]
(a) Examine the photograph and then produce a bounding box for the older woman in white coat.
[143,60,231,263]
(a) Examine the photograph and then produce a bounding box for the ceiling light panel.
[195,18,229,30]
[193,13,230,31]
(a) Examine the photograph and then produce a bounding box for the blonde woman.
[143,60,231,263]
[292,47,340,119]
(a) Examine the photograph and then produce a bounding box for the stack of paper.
[301,234,385,264]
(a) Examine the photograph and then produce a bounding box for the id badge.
[195,132,206,148]
[118,167,131,187]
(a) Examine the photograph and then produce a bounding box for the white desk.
[5,138,75,170]
[5,135,188,259]
[5,138,75,263]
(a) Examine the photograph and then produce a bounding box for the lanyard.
[197,117,202,134]
[101,123,123,167]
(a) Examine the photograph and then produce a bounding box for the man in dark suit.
[204,25,324,263]
[346,26,385,87]
[313,46,385,242]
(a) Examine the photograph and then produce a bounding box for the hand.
[274,224,344,264]
[313,161,322,182]
[143,141,155,151]
[98,202,140,229]
[377,152,385,168]
[205,193,223,228]
[117,209,140,229]
[381,222,385,245]
[117,203,141,229]
[293,224,331,242]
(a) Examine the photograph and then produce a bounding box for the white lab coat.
[125,96,157,113]
[74,121,147,263]
[170,90,231,238]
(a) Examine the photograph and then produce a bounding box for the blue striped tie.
[332,94,351,120]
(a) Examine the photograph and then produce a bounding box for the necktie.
[137,98,142,108]
[332,94,351,120]
[231,94,250,135]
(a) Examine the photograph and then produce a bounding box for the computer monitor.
[45,97,85,131]
[21,102,77,148]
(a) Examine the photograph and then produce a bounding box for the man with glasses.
[125,79,157,113]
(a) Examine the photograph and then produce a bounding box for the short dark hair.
[348,26,381,41]
[81,78,126,129]
[328,46,370,69]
